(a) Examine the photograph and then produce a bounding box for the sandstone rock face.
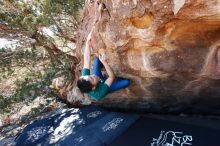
[71,0,220,114]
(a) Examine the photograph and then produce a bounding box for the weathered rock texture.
[69,0,220,114]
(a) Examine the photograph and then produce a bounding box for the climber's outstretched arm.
[83,32,92,69]
[99,53,115,87]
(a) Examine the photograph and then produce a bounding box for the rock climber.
[77,31,131,101]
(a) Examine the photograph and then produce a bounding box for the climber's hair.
[77,78,93,93]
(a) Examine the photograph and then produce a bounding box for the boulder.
[70,0,220,114]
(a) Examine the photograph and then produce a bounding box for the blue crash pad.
[15,106,139,146]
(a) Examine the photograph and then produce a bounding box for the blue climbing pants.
[93,57,130,92]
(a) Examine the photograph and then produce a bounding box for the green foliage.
[0,0,85,35]
[0,45,73,114]
[0,0,83,114]
[46,0,85,15]
[0,46,40,81]
[0,61,56,114]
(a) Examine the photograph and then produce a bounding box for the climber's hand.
[99,53,107,64]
